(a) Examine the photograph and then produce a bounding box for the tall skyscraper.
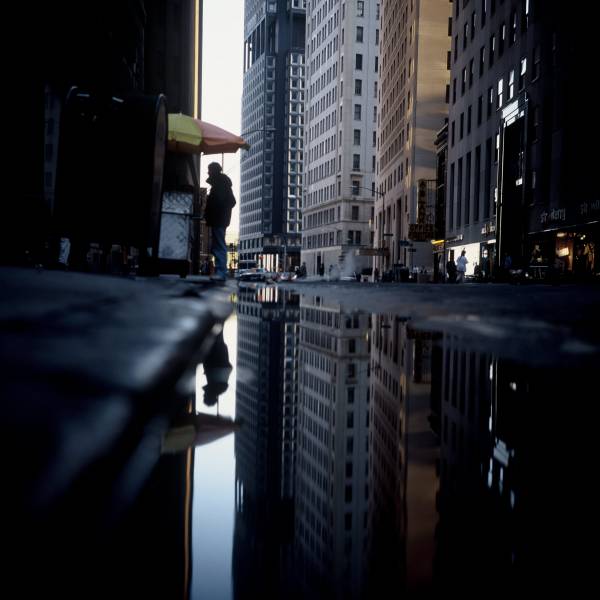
[375,0,451,275]
[239,0,306,271]
[302,0,380,277]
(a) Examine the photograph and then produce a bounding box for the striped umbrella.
[167,113,250,155]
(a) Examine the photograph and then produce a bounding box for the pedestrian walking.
[456,250,468,283]
[446,257,457,283]
[205,162,236,282]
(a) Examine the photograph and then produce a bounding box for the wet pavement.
[3,275,598,597]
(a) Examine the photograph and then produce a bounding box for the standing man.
[456,249,468,283]
[205,162,236,282]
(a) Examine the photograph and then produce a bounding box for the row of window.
[303,229,365,249]
[450,59,528,147]
[447,139,495,232]
[453,0,531,60]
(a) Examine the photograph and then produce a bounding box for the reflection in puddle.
[190,285,593,598]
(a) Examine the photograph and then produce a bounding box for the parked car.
[276,271,297,282]
[238,267,278,282]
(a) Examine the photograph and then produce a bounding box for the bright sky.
[202,0,245,242]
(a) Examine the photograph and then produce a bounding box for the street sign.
[358,247,389,256]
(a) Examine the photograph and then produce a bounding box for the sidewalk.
[0,266,233,518]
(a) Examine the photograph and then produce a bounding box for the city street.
[12,0,599,597]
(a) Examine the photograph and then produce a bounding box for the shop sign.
[480,222,496,236]
[408,223,434,241]
[580,199,600,217]
[540,207,566,225]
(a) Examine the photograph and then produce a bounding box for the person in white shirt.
[456,250,468,283]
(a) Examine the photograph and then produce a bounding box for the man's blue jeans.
[211,227,227,278]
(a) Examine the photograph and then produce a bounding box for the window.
[522,0,530,31]
[533,45,541,80]
[487,87,494,118]
[495,132,500,163]
[479,46,485,76]
[519,57,527,89]
[353,129,361,145]
[497,78,504,108]
[354,104,361,120]
[352,205,359,220]
[355,78,362,95]
[460,113,464,139]
[508,70,515,99]
[356,26,363,42]
[375,56,379,72]
[489,34,495,66]
[353,154,360,170]
[352,180,360,195]
[510,11,517,45]
[461,68,466,94]
[463,22,469,49]
[357,1,364,17]
[499,23,505,56]
[469,59,474,87]
[467,105,472,134]
[355,54,363,70]
[477,95,483,125]
[349,339,356,353]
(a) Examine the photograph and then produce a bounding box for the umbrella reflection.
[161,412,242,454]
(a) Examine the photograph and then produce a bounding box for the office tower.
[375,0,451,275]
[240,0,306,271]
[302,0,379,277]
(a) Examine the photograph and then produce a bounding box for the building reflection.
[233,285,300,598]
[368,315,439,595]
[231,291,585,596]
[294,296,371,598]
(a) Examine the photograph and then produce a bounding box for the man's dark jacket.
[205,173,236,227]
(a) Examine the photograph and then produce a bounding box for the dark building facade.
[240,0,306,271]
[446,0,598,280]
[433,121,449,281]
[10,0,203,269]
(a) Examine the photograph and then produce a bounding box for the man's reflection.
[202,331,233,409]
[162,330,235,453]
